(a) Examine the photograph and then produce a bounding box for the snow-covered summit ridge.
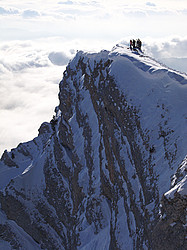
[112,44,187,85]
[72,43,187,85]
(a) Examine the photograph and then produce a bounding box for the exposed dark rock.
[152,193,187,250]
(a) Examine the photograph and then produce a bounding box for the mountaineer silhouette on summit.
[130,38,142,51]
[130,40,133,50]
[137,38,142,51]
[132,39,136,50]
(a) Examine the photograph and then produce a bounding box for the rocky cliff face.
[0,44,187,249]
[152,156,187,250]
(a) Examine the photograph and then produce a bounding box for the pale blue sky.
[1,0,187,41]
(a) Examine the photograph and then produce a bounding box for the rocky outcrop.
[152,157,187,250]
[152,193,187,250]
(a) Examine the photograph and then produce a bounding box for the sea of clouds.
[0,38,113,155]
[0,0,187,156]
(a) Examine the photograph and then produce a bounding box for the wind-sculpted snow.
[0,44,187,249]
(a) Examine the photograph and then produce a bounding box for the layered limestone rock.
[0,45,187,249]
[152,156,187,250]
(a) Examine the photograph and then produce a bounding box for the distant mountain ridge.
[0,44,186,249]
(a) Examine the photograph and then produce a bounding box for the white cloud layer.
[22,9,40,18]
[143,37,187,73]
[48,51,70,66]
[0,0,187,41]
[0,41,72,155]
[0,38,114,156]
[0,0,187,156]
[0,6,19,15]
[144,37,187,58]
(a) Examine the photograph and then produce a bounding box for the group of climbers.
[130,39,142,51]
